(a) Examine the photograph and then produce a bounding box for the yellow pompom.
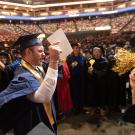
[112,48,135,75]
[89,59,95,66]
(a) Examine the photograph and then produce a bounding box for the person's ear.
[26,48,32,55]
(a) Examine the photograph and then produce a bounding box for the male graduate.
[0,33,61,135]
[66,43,85,113]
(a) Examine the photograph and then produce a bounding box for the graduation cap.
[27,122,55,135]
[71,42,81,48]
[91,45,104,54]
[13,33,45,51]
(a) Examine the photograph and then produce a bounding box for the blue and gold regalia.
[0,60,56,135]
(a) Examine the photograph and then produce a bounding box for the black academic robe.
[85,57,109,107]
[0,58,22,92]
[106,69,121,107]
[66,54,86,109]
[0,66,14,92]
[105,55,132,108]
[119,72,132,106]
[0,65,56,135]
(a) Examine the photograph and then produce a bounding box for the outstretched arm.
[27,42,61,103]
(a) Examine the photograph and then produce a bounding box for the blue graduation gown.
[66,54,85,109]
[0,65,56,135]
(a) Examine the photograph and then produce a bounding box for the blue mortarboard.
[13,33,45,51]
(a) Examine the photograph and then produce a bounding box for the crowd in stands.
[0,12,134,43]
[111,14,133,33]
[0,12,135,69]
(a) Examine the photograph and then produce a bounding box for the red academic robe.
[57,62,73,113]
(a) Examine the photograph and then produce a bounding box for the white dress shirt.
[27,67,58,103]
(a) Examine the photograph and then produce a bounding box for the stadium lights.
[51,11,63,16]
[98,7,107,11]
[31,17,47,20]
[84,8,96,12]
[22,13,30,16]
[95,26,111,31]
[102,10,118,14]
[33,0,116,8]
[117,4,126,8]
[68,14,79,17]
[4,43,9,48]
[1,11,9,15]
[0,0,116,8]
[130,2,135,5]
[68,10,79,14]
[10,12,17,16]
[0,1,31,8]
[15,7,19,10]
[40,12,48,16]
[0,16,6,19]
[3,5,7,9]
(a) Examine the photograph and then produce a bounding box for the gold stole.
[21,59,54,125]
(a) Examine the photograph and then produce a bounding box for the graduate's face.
[92,49,102,59]
[0,55,9,65]
[73,46,80,56]
[28,45,45,66]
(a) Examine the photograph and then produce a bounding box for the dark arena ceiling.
[0,0,91,4]
[0,0,132,5]
[0,0,134,17]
